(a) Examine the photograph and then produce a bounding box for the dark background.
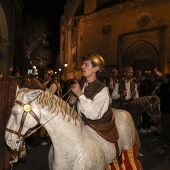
[23,0,67,56]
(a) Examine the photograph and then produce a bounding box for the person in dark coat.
[0,76,20,170]
[138,73,155,133]
[157,74,170,149]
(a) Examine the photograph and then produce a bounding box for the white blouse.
[77,84,111,120]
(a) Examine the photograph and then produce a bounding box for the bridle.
[6,89,72,166]
[6,88,74,146]
[6,90,41,141]
[6,89,71,142]
[6,100,40,139]
[141,97,161,120]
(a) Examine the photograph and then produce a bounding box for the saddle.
[82,111,120,158]
[87,111,119,143]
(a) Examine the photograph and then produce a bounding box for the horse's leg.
[48,144,54,170]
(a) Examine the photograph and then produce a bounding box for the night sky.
[23,0,67,56]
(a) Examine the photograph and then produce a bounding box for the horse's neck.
[129,98,145,113]
[40,110,84,144]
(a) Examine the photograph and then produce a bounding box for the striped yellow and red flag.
[106,142,142,170]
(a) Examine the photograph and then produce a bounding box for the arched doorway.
[122,40,159,75]
[0,5,9,74]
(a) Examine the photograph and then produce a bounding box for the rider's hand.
[71,83,83,97]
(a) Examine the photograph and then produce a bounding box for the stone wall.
[62,0,170,79]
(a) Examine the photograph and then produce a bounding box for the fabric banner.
[106,142,142,170]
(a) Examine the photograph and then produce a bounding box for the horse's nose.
[5,132,13,147]
[6,139,12,147]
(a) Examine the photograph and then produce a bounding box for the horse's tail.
[135,129,141,156]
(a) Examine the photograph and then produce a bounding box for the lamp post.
[64,62,68,80]
[64,62,68,67]
[59,68,62,81]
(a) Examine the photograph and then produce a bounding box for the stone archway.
[0,5,9,74]
[122,40,159,75]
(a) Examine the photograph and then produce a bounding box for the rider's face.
[81,60,98,78]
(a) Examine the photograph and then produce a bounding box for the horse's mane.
[37,91,82,124]
[129,96,159,106]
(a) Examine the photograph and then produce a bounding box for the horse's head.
[143,95,161,124]
[5,88,42,151]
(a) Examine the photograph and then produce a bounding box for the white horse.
[5,88,137,170]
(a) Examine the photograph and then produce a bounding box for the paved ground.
[12,131,170,170]
[139,132,170,170]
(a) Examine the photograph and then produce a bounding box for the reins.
[141,101,153,117]
[141,97,159,120]
[22,111,61,141]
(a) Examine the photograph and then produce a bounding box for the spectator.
[6,65,14,76]
[153,68,162,79]
[43,69,57,94]
[0,76,20,169]
[138,73,155,133]
[53,76,62,97]
[107,68,119,95]
[111,66,139,109]
[151,78,163,96]
[20,73,43,90]
[11,70,21,79]
[157,74,170,150]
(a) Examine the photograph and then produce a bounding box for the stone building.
[60,0,170,79]
[0,0,24,75]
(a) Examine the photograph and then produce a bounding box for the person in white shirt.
[107,68,119,95]
[69,54,112,121]
[68,53,119,147]
[111,66,139,109]
[53,77,62,97]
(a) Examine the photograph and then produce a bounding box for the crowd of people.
[103,65,170,150]
[0,53,170,169]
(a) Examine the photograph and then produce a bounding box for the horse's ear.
[16,85,20,96]
[27,89,42,101]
